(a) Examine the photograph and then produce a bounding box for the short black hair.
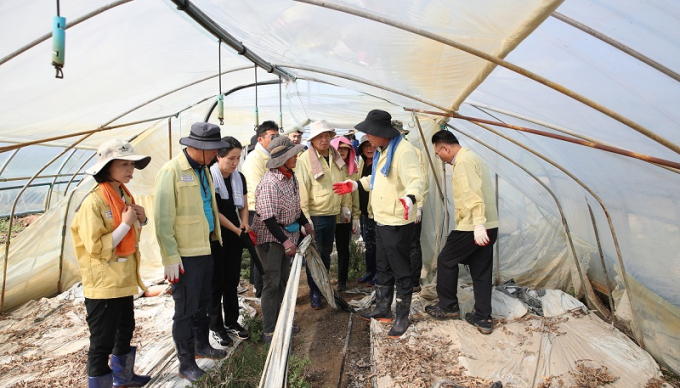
[217,136,243,157]
[93,162,112,183]
[256,120,279,137]
[431,130,459,145]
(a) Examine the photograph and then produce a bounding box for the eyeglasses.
[269,134,279,141]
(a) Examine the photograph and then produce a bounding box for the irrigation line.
[0,0,134,66]
[337,312,354,388]
[295,0,680,156]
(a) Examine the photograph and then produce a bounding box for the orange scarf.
[99,181,137,257]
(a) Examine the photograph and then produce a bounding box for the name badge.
[181,175,194,182]
[105,210,113,219]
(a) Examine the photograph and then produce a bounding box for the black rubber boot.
[194,319,227,359]
[176,340,205,382]
[388,293,412,338]
[359,285,393,322]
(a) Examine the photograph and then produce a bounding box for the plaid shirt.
[252,168,302,245]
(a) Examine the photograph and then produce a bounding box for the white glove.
[474,225,490,246]
[398,196,413,220]
[340,206,351,223]
[164,261,185,284]
[352,219,361,234]
[415,208,422,224]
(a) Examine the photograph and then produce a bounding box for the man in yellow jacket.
[154,123,230,382]
[333,110,424,338]
[297,119,351,309]
[425,130,499,335]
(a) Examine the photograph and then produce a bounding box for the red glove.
[333,180,358,195]
[283,239,297,258]
[399,196,413,220]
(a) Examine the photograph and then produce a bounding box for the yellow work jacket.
[358,140,423,226]
[71,187,146,299]
[452,147,499,231]
[241,146,269,212]
[335,167,360,224]
[296,148,351,219]
[415,147,430,209]
[154,152,222,266]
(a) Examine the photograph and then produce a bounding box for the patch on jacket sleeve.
[105,210,113,219]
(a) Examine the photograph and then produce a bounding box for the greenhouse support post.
[587,201,616,322]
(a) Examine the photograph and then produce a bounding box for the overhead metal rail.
[171,0,295,81]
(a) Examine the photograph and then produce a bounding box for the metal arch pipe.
[202,79,283,123]
[551,12,680,83]
[282,64,450,112]
[45,149,77,211]
[454,120,642,348]
[0,0,134,66]
[447,123,611,319]
[1,133,93,312]
[586,201,616,320]
[294,0,680,156]
[0,149,20,176]
[406,108,680,171]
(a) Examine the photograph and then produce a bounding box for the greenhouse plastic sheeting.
[1,0,679,376]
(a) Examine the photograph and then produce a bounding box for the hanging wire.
[254,64,259,130]
[217,39,224,125]
[278,76,283,132]
[56,0,60,16]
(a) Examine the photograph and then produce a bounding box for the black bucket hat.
[354,110,400,139]
[179,122,230,150]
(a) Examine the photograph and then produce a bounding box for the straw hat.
[179,122,230,150]
[86,139,151,175]
[354,110,399,138]
[266,136,305,168]
[309,120,336,140]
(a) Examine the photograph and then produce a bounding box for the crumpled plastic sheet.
[496,279,546,316]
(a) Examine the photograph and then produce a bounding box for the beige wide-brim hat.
[266,136,305,169]
[85,139,151,175]
[308,119,336,141]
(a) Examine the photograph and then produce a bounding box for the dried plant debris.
[525,316,569,336]
[373,333,495,388]
[537,360,618,388]
[645,377,667,388]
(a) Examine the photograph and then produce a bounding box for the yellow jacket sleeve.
[397,148,423,205]
[154,168,181,266]
[296,151,312,220]
[71,195,114,262]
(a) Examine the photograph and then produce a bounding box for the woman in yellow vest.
[71,139,151,388]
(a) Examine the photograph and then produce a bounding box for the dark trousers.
[436,228,498,320]
[209,238,243,331]
[360,214,376,275]
[410,220,423,285]
[375,223,416,297]
[334,222,352,284]
[307,215,336,298]
[255,242,290,334]
[249,211,264,297]
[85,296,135,377]
[171,255,213,342]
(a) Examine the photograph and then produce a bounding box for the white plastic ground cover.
[371,291,667,388]
[0,282,257,387]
